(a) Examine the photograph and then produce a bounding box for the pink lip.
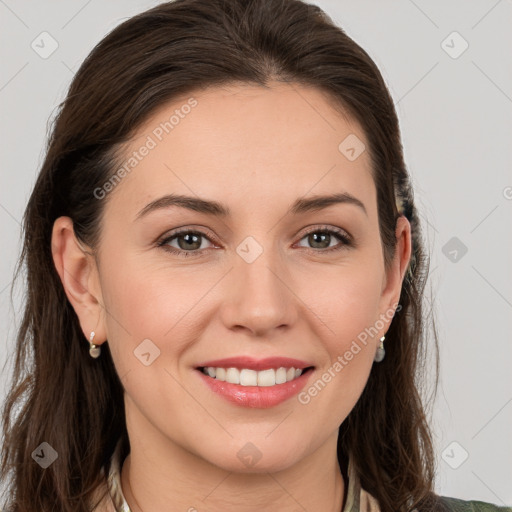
[196,356,314,371]
[196,367,314,408]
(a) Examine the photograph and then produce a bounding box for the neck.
[120,433,346,512]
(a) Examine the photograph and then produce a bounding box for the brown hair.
[1,0,441,510]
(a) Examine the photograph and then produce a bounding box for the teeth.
[257,369,275,387]
[240,369,258,386]
[275,367,287,384]
[226,367,240,384]
[201,366,306,386]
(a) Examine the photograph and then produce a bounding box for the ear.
[377,215,412,333]
[51,216,108,346]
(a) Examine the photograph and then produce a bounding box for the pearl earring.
[374,335,385,362]
[89,331,101,359]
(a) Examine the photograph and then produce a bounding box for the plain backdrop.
[0,0,511,505]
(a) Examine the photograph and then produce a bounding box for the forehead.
[105,82,376,219]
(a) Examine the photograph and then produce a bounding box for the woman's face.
[57,81,410,473]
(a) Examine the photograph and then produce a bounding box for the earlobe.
[50,216,107,345]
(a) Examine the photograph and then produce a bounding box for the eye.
[295,226,352,253]
[157,225,353,258]
[157,228,217,258]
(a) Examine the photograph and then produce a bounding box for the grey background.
[1,0,511,505]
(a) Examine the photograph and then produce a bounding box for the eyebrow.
[135,191,367,220]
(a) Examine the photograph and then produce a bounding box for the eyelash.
[157,225,353,259]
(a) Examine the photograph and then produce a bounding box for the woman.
[1,0,509,511]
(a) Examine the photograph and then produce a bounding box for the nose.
[219,246,298,338]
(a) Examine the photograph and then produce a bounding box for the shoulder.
[438,496,512,512]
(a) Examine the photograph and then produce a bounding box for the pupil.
[179,233,200,250]
[310,232,329,248]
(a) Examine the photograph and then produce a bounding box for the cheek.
[102,254,194,330]
[296,264,381,405]
[297,334,375,437]
[100,256,214,371]
[298,261,383,346]
[299,294,378,430]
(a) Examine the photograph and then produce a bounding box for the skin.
[51,81,411,512]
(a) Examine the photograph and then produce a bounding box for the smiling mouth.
[196,366,315,387]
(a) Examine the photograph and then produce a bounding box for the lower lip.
[196,368,314,409]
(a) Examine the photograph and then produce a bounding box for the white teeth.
[225,367,240,384]
[240,369,257,386]
[201,366,306,386]
[257,369,275,387]
[275,367,287,384]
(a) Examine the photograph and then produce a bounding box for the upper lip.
[196,356,314,371]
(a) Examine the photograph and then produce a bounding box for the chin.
[199,441,301,474]
[217,455,298,475]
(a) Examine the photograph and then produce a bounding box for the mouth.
[196,365,315,387]
[195,364,315,408]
